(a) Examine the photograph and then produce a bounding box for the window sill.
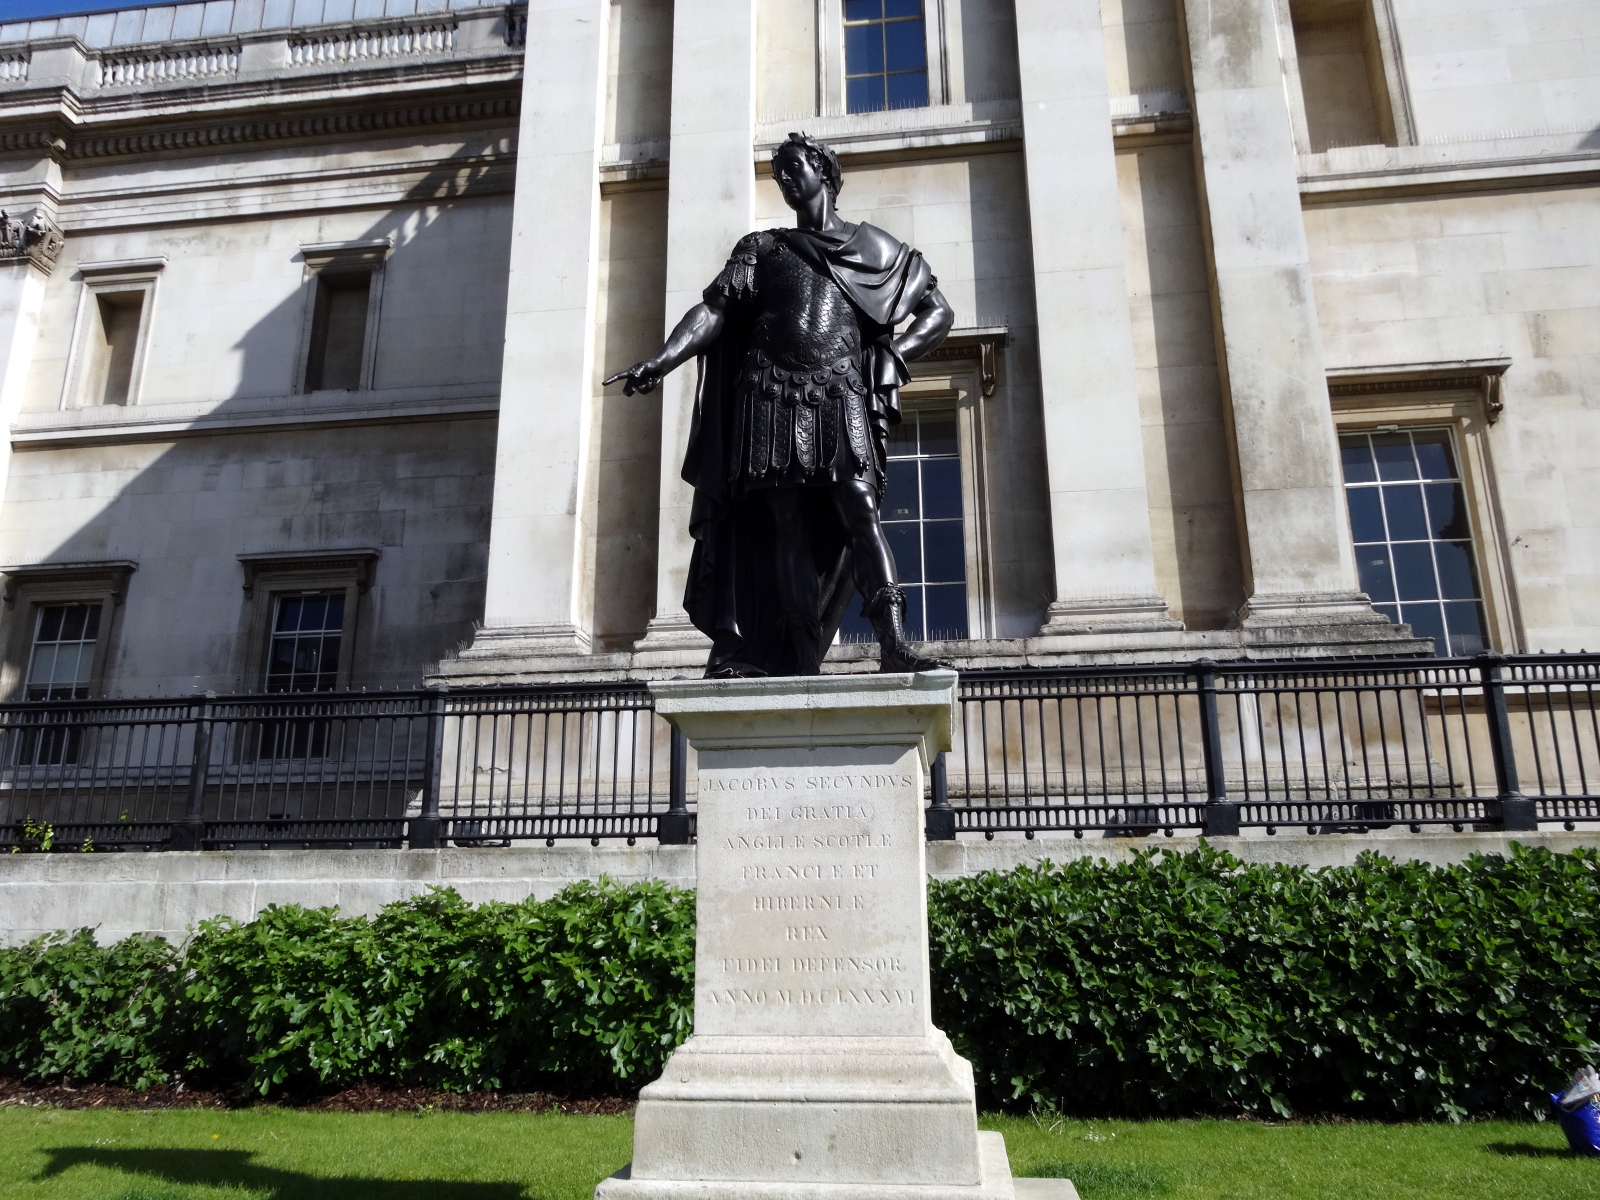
[1299,131,1600,201]
[12,384,499,448]
[755,97,1023,162]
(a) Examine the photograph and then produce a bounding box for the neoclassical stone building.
[0,0,1596,697]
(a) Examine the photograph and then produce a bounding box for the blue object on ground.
[1551,1092,1600,1157]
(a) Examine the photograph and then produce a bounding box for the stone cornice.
[0,84,519,167]
[1300,135,1600,203]
[1327,359,1512,424]
[11,385,500,448]
[21,150,515,232]
[0,8,522,166]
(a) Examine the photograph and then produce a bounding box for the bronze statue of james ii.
[606,134,955,678]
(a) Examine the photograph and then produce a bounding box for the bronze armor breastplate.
[750,241,862,369]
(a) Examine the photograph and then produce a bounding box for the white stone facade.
[0,0,1597,694]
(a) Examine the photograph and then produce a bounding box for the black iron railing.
[938,652,1600,839]
[1,653,1597,851]
[0,684,688,851]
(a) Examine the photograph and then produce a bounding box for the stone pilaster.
[0,209,61,518]
[634,0,759,656]
[463,0,610,661]
[1013,0,1179,638]
[1179,0,1404,643]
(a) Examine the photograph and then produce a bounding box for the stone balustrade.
[0,1,515,98]
[288,22,458,68]
[97,42,241,87]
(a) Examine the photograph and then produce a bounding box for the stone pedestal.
[596,673,1059,1200]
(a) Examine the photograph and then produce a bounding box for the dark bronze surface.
[604,134,955,677]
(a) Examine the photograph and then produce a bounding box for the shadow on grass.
[41,1147,529,1198]
[1022,1159,1171,1196]
[1485,1142,1583,1160]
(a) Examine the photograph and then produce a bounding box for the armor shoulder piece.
[732,230,777,262]
[705,230,776,305]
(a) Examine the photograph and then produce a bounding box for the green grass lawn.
[0,1107,1592,1200]
[992,1113,1594,1200]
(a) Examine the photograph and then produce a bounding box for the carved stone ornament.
[0,209,65,273]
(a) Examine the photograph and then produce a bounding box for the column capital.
[0,210,64,276]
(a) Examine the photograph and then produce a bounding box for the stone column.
[1180,0,1392,637]
[1014,0,1179,637]
[634,0,759,655]
[470,0,610,659]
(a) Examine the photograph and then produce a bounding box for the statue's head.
[772,133,842,210]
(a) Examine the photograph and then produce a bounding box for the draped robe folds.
[681,221,936,675]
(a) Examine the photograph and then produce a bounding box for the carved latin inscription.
[697,751,927,1036]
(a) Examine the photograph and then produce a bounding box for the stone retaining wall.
[3,831,1597,945]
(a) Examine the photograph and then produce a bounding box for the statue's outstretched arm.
[892,286,955,365]
[603,295,727,396]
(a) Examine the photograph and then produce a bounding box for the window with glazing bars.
[26,603,101,701]
[844,0,928,114]
[1340,429,1488,656]
[17,602,103,767]
[841,408,967,642]
[265,593,345,693]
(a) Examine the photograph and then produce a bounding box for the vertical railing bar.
[1315,685,1336,807]
[610,708,622,814]
[536,710,551,811]
[1271,686,1291,807]
[1131,691,1148,803]
[1480,652,1534,829]
[1370,675,1396,810]
[978,698,991,808]
[1523,677,1549,794]
[1153,686,1170,808]
[556,709,571,811]
[998,697,1014,805]
[1094,693,1110,803]
[1561,682,1587,797]
[1195,662,1234,835]
[1434,681,1461,811]
[1072,693,1087,810]
[1290,687,1311,810]
[1389,676,1417,803]
[1018,696,1033,806]
[409,688,446,849]
[1540,681,1567,796]
[661,724,691,844]
[1349,679,1375,817]
[1582,680,1600,804]
[172,697,213,851]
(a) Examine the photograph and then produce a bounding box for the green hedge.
[1,847,1597,1116]
[931,844,1600,1119]
[0,880,694,1096]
